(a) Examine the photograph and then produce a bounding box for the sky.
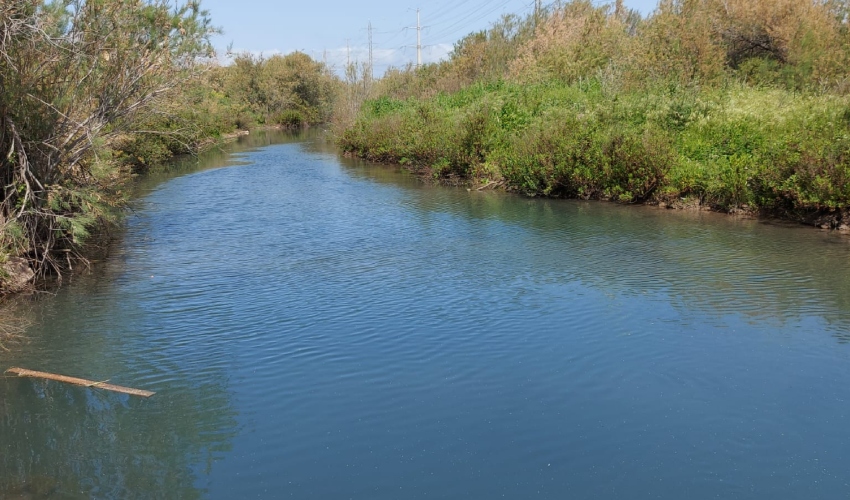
[199,0,659,74]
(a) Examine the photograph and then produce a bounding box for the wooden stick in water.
[4,367,156,398]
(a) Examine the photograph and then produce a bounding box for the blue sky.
[200,0,659,74]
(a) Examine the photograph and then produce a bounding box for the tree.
[220,51,338,125]
[1,0,216,276]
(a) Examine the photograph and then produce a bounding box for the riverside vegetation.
[1,0,339,295]
[340,0,850,227]
[2,0,850,297]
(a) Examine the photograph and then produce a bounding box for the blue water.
[2,131,849,499]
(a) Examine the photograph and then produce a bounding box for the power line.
[368,21,374,80]
[374,27,406,49]
[334,0,534,75]
[417,9,422,68]
[427,0,516,41]
[422,0,478,26]
[427,0,519,33]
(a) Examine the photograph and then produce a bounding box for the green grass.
[340,80,850,214]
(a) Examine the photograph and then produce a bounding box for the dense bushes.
[341,79,850,213]
[1,1,340,285]
[1,0,216,277]
[340,0,850,220]
[221,51,338,126]
[122,51,338,171]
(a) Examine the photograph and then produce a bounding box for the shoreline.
[339,79,850,238]
[0,125,305,299]
[4,132,848,300]
[380,157,850,234]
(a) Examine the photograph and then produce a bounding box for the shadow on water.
[0,279,239,498]
[0,383,237,499]
[135,129,308,194]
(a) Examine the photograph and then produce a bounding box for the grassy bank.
[341,81,850,224]
[339,0,850,228]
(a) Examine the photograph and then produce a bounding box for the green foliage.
[1,0,215,276]
[0,219,28,259]
[367,97,407,118]
[341,73,850,213]
[604,128,673,202]
[340,0,850,219]
[275,110,306,129]
[219,51,339,127]
[73,51,339,171]
[120,49,342,171]
[495,111,606,197]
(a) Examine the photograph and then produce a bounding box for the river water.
[2,131,849,499]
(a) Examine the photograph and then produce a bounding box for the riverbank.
[337,0,850,232]
[0,127,312,298]
[2,0,340,299]
[0,135,230,297]
[340,80,850,231]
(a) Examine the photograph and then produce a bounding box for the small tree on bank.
[0,0,215,276]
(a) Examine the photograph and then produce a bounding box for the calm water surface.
[2,131,850,499]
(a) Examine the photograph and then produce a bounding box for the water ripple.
[4,133,850,499]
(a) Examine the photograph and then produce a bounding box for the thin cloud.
[217,43,455,77]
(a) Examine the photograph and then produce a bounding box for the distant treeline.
[118,51,341,169]
[340,0,850,226]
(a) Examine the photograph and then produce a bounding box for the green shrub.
[603,127,674,202]
[234,112,256,131]
[753,139,850,210]
[367,96,407,118]
[275,110,305,129]
[495,111,606,197]
[341,68,850,218]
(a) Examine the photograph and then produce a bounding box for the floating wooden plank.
[4,367,155,398]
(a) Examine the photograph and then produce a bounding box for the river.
[2,130,849,499]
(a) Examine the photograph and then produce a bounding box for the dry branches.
[1,0,215,279]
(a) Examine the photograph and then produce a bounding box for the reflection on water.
[0,276,239,498]
[1,383,235,499]
[309,134,850,336]
[2,130,850,499]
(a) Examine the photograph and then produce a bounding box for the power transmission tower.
[345,38,351,67]
[416,9,422,69]
[368,21,374,81]
[406,8,424,69]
